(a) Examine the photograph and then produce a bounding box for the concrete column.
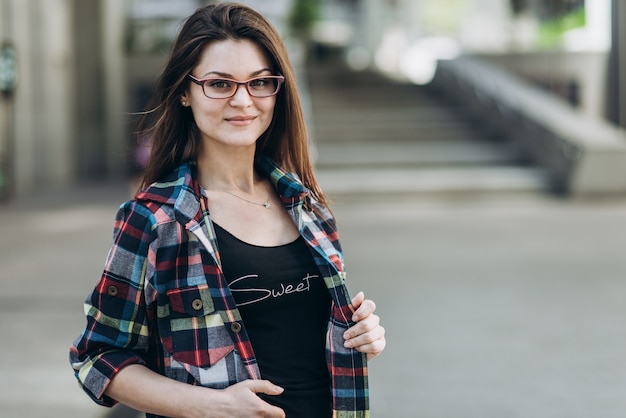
[611,0,626,128]
[361,0,390,55]
[0,0,15,198]
[73,0,106,178]
[38,0,75,187]
[5,0,75,195]
[101,0,128,179]
[10,0,37,194]
[605,0,626,127]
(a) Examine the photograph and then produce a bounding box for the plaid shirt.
[70,157,369,417]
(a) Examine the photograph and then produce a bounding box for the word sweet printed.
[229,273,319,306]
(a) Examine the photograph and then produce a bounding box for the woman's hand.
[214,380,286,418]
[343,291,386,361]
[105,365,286,418]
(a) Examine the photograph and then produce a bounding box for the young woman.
[70,3,385,418]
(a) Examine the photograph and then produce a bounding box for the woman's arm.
[106,364,285,418]
[343,292,386,361]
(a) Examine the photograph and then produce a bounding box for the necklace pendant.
[263,202,271,209]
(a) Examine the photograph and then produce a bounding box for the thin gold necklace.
[212,189,271,209]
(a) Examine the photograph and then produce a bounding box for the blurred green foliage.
[537,5,585,48]
[288,0,320,40]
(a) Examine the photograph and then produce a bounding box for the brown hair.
[137,2,326,205]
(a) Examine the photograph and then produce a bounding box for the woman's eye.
[249,78,268,87]
[208,80,232,89]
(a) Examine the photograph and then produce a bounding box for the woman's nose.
[229,83,253,106]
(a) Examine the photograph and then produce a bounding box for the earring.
[181,100,187,106]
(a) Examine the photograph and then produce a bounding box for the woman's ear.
[180,94,190,107]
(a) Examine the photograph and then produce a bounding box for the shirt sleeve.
[69,200,157,406]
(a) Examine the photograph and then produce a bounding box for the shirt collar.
[135,156,310,220]
[256,155,309,200]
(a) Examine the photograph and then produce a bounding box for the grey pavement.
[3,182,626,417]
[0,183,131,418]
[334,191,626,418]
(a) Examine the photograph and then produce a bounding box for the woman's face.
[183,39,277,153]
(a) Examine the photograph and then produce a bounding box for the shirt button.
[191,299,203,311]
[231,322,242,333]
[107,285,118,297]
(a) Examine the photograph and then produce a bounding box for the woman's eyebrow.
[200,68,274,78]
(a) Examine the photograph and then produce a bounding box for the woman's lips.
[226,115,256,126]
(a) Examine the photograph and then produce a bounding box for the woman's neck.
[196,147,261,193]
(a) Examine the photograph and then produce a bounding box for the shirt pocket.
[162,285,235,368]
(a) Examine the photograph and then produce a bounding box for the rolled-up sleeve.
[69,201,156,406]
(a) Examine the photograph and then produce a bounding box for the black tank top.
[213,223,332,418]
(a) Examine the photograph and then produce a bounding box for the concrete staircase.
[306,59,548,197]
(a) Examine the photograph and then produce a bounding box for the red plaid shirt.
[70,157,369,417]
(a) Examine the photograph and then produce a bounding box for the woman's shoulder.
[113,198,162,229]
[136,162,197,203]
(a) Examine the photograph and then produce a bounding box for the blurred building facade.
[316,0,610,116]
[1,0,626,198]
[0,0,128,199]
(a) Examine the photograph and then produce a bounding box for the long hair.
[137,2,326,205]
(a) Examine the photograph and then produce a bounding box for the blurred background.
[2,0,626,417]
[1,0,626,196]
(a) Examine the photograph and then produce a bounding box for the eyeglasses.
[187,74,285,99]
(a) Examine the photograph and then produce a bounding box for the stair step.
[313,125,483,143]
[311,107,466,120]
[306,62,549,195]
[317,166,548,196]
[314,140,521,168]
